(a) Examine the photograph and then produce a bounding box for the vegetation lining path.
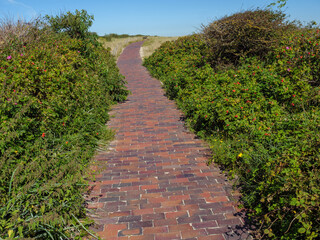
[87,42,250,240]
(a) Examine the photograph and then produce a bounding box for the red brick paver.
[87,42,250,239]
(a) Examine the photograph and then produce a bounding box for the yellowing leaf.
[8,230,14,237]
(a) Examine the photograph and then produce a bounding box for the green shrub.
[45,9,94,41]
[201,9,294,67]
[144,25,320,239]
[144,35,210,99]
[0,13,128,239]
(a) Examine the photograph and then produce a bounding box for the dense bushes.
[201,9,293,67]
[0,10,128,239]
[144,9,320,239]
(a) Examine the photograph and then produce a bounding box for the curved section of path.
[87,42,250,240]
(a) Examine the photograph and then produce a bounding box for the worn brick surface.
[87,42,251,239]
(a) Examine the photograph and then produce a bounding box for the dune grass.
[99,36,145,59]
[99,35,180,60]
[141,36,180,59]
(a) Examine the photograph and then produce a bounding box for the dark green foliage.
[144,17,320,239]
[201,9,294,67]
[45,9,95,41]
[0,11,128,239]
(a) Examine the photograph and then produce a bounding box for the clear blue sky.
[1,0,319,36]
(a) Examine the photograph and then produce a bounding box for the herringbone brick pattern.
[86,42,250,240]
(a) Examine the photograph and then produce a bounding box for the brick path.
[87,42,250,240]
